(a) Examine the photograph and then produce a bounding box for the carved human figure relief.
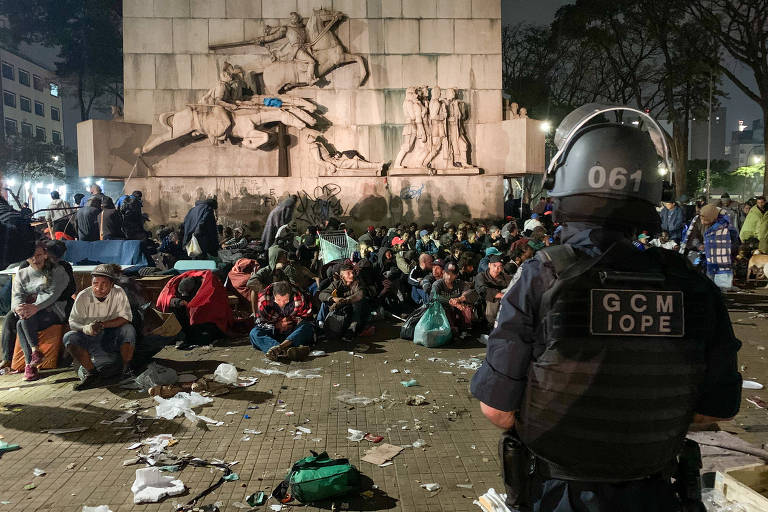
[305,133,385,175]
[421,86,449,171]
[394,87,427,168]
[445,88,469,168]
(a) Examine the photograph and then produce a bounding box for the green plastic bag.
[272,451,360,503]
[413,301,452,347]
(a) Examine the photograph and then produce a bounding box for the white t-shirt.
[68,284,132,331]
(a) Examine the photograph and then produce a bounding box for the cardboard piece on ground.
[361,443,403,465]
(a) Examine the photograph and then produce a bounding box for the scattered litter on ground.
[347,429,365,442]
[747,396,768,409]
[222,473,239,481]
[32,468,46,476]
[269,505,283,511]
[296,426,311,434]
[131,467,185,504]
[177,374,197,383]
[743,380,764,390]
[456,358,483,370]
[379,461,393,467]
[421,483,440,492]
[23,483,36,490]
[66,463,76,470]
[213,363,238,384]
[406,395,428,406]
[82,507,113,512]
[225,411,239,415]
[243,429,263,435]
[101,410,136,425]
[0,441,20,456]
[361,443,403,465]
[234,377,258,387]
[401,379,418,387]
[474,488,510,511]
[410,439,427,448]
[456,483,473,489]
[253,368,322,379]
[309,350,326,357]
[364,433,383,443]
[241,436,251,441]
[154,392,214,424]
[39,427,88,434]
[120,401,142,409]
[391,369,400,373]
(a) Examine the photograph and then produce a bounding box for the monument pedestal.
[387,167,481,176]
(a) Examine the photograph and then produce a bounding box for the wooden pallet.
[715,463,768,512]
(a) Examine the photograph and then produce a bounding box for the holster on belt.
[499,429,536,511]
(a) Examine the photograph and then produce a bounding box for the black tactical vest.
[516,242,711,482]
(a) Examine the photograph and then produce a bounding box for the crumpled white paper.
[82,507,113,512]
[131,467,185,504]
[253,368,322,379]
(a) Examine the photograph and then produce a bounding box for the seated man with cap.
[64,264,136,390]
[473,254,511,327]
[415,229,438,255]
[407,253,434,305]
[478,246,503,274]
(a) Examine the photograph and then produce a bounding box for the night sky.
[502,0,760,133]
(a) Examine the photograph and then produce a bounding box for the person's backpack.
[272,451,360,503]
[400,302,429,340]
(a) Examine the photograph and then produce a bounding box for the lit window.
[51,130,61,145]
[1,62,14,80]
[34,101,44,117]
[32,74,43,91]
[18,69,30,87]
[20,96,31,112]
[35,126,45,141]
[4,118,17,135]
[21,122,32,138]
[50,106,60,121]
[49,82,59,97]
[3,91,16,108]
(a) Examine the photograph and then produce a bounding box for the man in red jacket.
[250,280,313,362]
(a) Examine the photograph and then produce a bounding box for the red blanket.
[228,258,259,300]
[156,270,233,333]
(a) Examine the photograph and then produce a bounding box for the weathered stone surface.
[124,18,173,54]
[402,55,437,86]
[380,0,401,18]
[365,55,402,89]
[472,0,501,19]
[471,89,502,124]
[209,18,245,46]
[243,19,267,39]
[333,0,367,18]
[191,0,226,17]
[155,55,192,90]
[471,54,502,90]
[383,19,419,54]
[124,89,155,125]
[455,19,501,54]
[474,119,546,174]
[124,0,154,18]
[298,0,331,14]
[143,139,282,177]
[154,0,190,17]
[326,62,366,89]
[437,54,471,89]
[172,18,210,54]
[436,0,470,18]
[402,0,436,18]
[354,90,385,125]
[384,89,405,124]
[124,54,156,90]
[349,19,385,54]
[226,0,262,18]
[77,120,152,178]
[261,0,297,18]
[366,0,382,18]
[419,19,453,54]
[368,124,401,162]
[316,90,356,126]
[190,55,219,90]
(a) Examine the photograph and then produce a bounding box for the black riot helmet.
[542,104,674,228]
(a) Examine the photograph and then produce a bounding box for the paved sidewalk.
[0,289,767,512]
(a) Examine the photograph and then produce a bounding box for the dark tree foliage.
[0,0,123,121]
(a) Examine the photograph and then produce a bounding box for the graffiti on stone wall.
[295,184,344,226]
[399,184,424,200]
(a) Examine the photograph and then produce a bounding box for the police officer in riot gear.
[471,105,742,512]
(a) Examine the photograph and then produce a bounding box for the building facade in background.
[690,107,727,162]
[0,48,64,146]
[726,118,765,169]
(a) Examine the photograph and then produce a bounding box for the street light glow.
[540,121,551,133]
[752,155,763,165]
[658,164,669,176]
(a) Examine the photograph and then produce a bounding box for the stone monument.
[77,0,545,228]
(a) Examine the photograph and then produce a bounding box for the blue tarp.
[63,240,148,266]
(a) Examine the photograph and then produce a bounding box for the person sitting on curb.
[1,241,69,381]
[249,281,313,362]
[64,264,136,390]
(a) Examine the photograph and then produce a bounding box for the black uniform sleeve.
[695,291,742,419]
[470,259,553,412]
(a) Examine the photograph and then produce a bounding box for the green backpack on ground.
[272,451,360,503]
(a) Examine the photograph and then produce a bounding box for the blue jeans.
[1,309,61,363]
[63,323,136,367]
[249,322,314,353]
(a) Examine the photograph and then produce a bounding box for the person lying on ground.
[64,264,136,390]
[0,241,69,381]
[250,281,313,362]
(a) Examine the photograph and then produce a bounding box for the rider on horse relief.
[256,12,318,85]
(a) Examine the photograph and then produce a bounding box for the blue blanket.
[63,240,148,266]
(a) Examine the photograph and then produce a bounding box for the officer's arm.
[480,402,516,430]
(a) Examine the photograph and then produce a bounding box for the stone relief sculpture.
[518,107,528,119]
[209,9,367,94]
[141,62,318,154]
[394,85,475,173]
[305,133,386,176]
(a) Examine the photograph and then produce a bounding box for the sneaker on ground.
[23,364,39,381]
[285,345,311,362]
[73,371,100,391]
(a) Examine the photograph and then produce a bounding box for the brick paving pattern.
[1,291,767,511]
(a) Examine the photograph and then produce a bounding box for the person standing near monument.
[422,86,449,171]
[394,88,427,168]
